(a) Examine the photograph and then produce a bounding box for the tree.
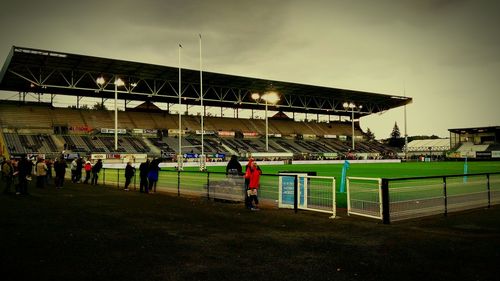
[388,122,404,148]
[92,102,107,110]
[365,128,375,141]
[390,122,401,139]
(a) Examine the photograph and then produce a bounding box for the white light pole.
[97,76,123,151]
[178,44,183,170]
[199,34,205,171]
[114,77,124,151]
[343,102,362,151]
[265,99,268,151]
[252,92,280,152]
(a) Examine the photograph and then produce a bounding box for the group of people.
[137,158,161,193]
[226,155,262,211]
[1,155,32,195]
[69,157,103,185]
[0,154,105,195]
[2,153,262,211]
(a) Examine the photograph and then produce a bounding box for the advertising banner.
[475,151,492,159]
[100,128,126,134]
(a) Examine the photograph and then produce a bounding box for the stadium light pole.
[343,102,362,151]
[252,91,280,152]
[96,76,123,151]
[114,77,124,151]
[178,43,183,170]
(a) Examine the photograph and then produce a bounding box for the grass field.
[1,180,499,281]
[101,161,500,210]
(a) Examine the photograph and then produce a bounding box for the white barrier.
[292,159,401,165]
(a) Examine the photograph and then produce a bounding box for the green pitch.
[102,161,500,209]
[198,161,500,208]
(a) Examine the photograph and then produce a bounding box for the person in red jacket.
[245,158,262,211]
[83,161,92,184]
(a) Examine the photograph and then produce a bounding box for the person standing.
[124,162,135,191]
[243,158,254,209]
[45,158,53,186]
[246,159,262,211]
[147,158,160,193]
[226,155,242,176]
[70,158,78,183]
[76,157,83,183]
[17,155,32,195]
[139,159,150,193]
[83,161,92,184]
[91,159,103,185]
[2,159,14,194]
[35,157,47,189]
[54,156,67,189]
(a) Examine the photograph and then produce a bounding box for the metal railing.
[347,172,500,224]
[88,168,337,216]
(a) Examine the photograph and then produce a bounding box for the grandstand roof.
[0,46,412,118]
[449,126,500,134]
[406,139,450,151]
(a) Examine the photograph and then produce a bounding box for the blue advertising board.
[278,173,307,209]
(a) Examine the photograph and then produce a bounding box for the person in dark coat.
[91,159,103,185]
[124,162,135,191]
[147,158,160,193]
[76,157,83,183]
[17,155,32,195]
[226,155,242,176]
[139,159,150,193]
[54,156,67,189]
[1,159,14,194]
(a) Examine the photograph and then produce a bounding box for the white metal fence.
[297,175,336,218]
[346,177,382,220]
[347,172,500,223]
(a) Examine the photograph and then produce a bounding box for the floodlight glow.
[251,93,260,100]
[343,102,356,109]
[262,91,280,104]
[115,78,124,86]
[96,77,105,85]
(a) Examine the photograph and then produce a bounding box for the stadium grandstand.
[448,126,500,159]
[0,46,412,164]
[404,139,450,160]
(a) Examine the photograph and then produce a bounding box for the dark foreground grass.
[1,181,500,281]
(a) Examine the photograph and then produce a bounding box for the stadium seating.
[0,102,401,158]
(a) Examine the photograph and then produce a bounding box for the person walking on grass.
[124,162,135,191]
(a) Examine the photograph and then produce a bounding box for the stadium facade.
[0,46,413,162]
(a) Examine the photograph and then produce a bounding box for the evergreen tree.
[390,122,401,139]
[365,128,375,141]
[388,122,404,148]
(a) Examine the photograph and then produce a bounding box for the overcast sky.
[1,0,499,138]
